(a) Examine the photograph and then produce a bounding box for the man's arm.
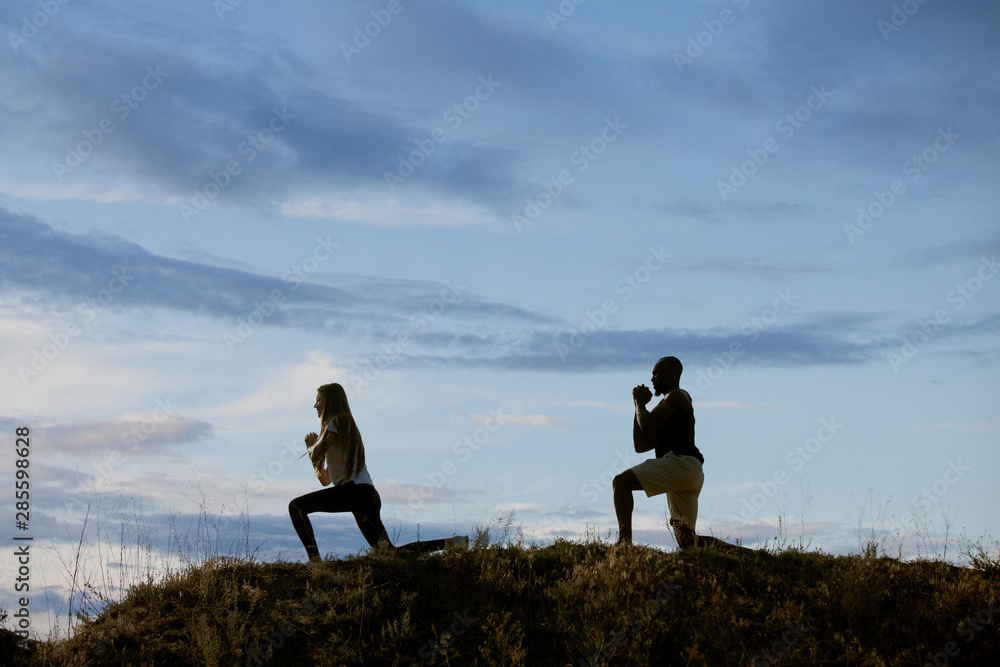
[635,389,686,434]
[633,414,654,453]
[632,384,655,453]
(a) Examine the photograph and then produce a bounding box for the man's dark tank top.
[654,392,704,464]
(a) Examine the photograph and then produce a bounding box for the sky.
[1,0,998,639]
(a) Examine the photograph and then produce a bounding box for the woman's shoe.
[445,535,469,550]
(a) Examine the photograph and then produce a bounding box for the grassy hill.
[6,536,1000,666]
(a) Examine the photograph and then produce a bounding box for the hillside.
[7,539,1000,666]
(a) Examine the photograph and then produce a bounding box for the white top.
[324,419,373,487]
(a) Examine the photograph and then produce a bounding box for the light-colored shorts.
[631,452,705,530]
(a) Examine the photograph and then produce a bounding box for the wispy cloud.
[471,412,563,429]
[567,400,632,413]
[918,421,1000,432]
[7,209,991,374]
[0,209,555,338]
[695,401,783,411]
[30,411,213,454]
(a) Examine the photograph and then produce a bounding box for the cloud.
[660,198,807,225]
[206,351,346,420]
[898,237,1000,269]
[0,208,555,339]
[695,401,782,411]
[567,399,632,413]
[471,412,562,429]
[0,23,526,215]
[30,410,213,454]
[424,312,896,371]
[5,209,994,375]
[918,421,1000,432]
[670,254,835,280]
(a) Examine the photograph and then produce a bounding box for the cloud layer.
[6,208,995,374]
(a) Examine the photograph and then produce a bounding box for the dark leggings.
[288,482,449,560]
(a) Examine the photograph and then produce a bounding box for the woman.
[288,382,465,562]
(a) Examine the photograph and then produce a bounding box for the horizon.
[1,0,998,641]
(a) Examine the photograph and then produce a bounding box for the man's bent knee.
[613,470,640,492]
[612,472,627,492]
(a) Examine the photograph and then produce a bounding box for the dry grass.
[7,516,999,666]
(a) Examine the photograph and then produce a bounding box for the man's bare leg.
[613,469,644,545]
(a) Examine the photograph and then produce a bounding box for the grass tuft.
[10,533,998,666]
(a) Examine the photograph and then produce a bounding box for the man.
[613,356,741,551]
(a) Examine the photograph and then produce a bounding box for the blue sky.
[1,0,998,636]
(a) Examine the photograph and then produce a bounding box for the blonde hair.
[316,383,365,479]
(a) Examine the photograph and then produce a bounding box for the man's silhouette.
[613,356,743,552]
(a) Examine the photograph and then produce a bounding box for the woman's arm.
[307,415,341,459]
[305,426,335,486]
[314,460,331,486]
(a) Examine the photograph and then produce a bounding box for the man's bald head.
[654,356,683,378]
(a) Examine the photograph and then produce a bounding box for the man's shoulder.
[660,389,694,408]
[665,388,692,405]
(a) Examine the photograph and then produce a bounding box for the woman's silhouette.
[288,382,465,562]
